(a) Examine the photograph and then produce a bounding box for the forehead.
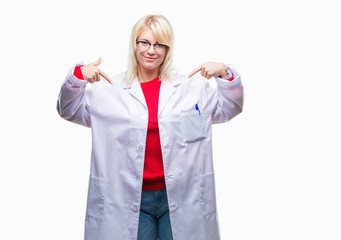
[138,28,157,42]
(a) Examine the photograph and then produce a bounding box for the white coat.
[57,65,243,240]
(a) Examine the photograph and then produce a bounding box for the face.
[136,28,167,74]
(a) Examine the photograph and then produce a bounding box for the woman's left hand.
[188,62,228,79]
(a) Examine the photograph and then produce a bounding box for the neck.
[138,68,159,83]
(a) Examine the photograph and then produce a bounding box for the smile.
[144,56,156,61]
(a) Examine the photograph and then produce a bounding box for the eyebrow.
[138,39,159,44]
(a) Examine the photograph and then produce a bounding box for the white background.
[1,0,340,239]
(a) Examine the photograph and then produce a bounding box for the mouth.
[144,56,156,61]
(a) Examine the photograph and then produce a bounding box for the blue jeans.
[137,188,173,240]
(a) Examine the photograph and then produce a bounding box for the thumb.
[92,57,102,66]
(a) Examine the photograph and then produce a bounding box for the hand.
[188,62,228,79]
[81,57,112,84]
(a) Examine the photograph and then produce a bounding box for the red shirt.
[140,77,166,190]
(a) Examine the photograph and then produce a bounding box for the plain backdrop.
[1,0,340,239]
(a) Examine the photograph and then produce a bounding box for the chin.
[142,63,160,70]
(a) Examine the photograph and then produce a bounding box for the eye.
[140,41,150,46]
[155,43,167,49]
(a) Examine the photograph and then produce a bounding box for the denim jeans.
[137,188,173,240]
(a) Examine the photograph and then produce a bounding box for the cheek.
[159,53,166,63]
[136,49,144,63]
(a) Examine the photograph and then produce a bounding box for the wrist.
[226,68,232,78]
[218,65,229,78]
[74,64,85,80]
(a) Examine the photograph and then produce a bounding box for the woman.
[57,14,243,240]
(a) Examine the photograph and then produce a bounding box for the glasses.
[136,40,169,51]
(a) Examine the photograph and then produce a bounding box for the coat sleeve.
[210,67,244,124]
[56,65,92,127]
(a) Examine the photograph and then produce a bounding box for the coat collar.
[122,76,182,116]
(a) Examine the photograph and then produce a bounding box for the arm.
[56,65,92,127]
[57,58,112,127]
[188,62,244,124]
[212,67,243,123]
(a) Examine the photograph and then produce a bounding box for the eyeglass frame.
[136,40,169,50]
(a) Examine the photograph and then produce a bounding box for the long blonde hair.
[125,14,174,84]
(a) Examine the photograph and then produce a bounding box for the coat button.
[133,205,139,212]
[136,176,141,181]
[138,146,144,152]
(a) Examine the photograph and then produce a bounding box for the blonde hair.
[125,14,174,84]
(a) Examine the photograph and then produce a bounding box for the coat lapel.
[158,78,181,117]
[122,77,147,109]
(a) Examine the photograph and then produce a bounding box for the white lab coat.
[57,65,243,240]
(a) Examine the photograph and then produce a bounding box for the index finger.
[99,69,112,84]
[188,65,203,78]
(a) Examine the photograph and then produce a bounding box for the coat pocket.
[180,111,207,143]
[86,176,108,221]
[197,172,217,220]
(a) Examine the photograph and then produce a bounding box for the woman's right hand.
[81,57,112,84]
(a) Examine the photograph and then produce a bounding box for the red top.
[73,65,234,190]
[140,77,166,190]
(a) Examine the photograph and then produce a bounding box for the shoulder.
[170,73,207,86]
[169,73,209,91]
[92,72,126,88]
[110,72,126,84]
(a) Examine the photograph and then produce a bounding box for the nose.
[147,45,156,54]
